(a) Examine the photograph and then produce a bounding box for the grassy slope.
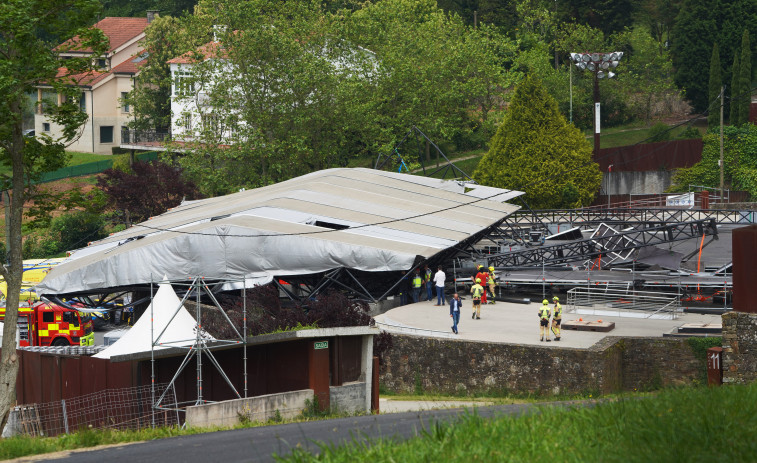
[281,383,757,462]
[2,384,752,460]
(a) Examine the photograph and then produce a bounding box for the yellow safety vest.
[488,272,495,285]
[412,275,422,288]
[472,284,483,298]
[539,306,551,319]
[553,303,562,319]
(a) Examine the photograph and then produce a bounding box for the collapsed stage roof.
[36,168,522,296]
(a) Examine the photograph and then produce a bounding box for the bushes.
[22,211,106,258]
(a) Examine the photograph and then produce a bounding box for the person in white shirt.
[433,266,446,305]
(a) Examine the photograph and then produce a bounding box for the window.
[97,58,107,69]
[42,312,54,323]
[62,312,74,323]
[174,69,193,96]
[202,114,220,134]
[182,114,192,131]
[43,122,50,132]
[100,125,114,144]
[79,92,86,112]
[121,92,129,112]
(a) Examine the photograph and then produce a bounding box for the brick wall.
[722,312,757,384]
[380,335,704,396]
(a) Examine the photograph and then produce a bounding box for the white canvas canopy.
[36,168,522,295]
[93,284,211,359]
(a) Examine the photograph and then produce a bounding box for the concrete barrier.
[186,389,314,428]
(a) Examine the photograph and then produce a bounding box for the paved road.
[38,403,548,463]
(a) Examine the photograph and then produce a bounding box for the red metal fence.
[596,138,703,172]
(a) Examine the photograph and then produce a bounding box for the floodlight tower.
[569,52,623,160]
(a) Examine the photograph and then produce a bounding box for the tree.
[0,0,107,428]
[731,53,740,124]
[473,75,601,209]
[708,43,722,129]
[671,0,757,113]
[126,14,207,133]
[97,161,201,227]
[737,30,752,126]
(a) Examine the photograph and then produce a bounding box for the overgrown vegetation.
[278,383,757,462]
[669,124,757,200]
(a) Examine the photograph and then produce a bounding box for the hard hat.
[553,296,559,301]
[475,278,481,283]
[488,266,494,271]
[477,264,483,269]
[543,299,548,304]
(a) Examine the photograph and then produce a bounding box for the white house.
[35,14,156,154]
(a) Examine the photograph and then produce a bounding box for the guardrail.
[566,286,680,319]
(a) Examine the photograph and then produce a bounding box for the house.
[165,29,376,147]
[34,13,157,154]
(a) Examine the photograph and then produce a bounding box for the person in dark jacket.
[449,293,463,334]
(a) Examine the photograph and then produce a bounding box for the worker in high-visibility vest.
[487,266,497,304]
[475,265,488,305]
[551,296,562,341]
[471,278,484,319]
[411,269,423,303]
[539,299,552,342]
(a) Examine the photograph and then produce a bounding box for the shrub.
[648,122,671,142]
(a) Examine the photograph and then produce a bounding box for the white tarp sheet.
[36,168,522,295]
[93,284,211,359]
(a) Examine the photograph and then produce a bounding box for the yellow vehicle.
[0,258,64,303]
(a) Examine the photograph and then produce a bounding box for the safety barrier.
[566,286,680,319]
[35,151,159,184]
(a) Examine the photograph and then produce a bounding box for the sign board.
[314,341,328,350]
[665,192,694,207]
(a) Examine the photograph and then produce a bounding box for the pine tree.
[473,75,601,209]
[730,53,740,125]
[738,30,752,125]
[708,43,722,129]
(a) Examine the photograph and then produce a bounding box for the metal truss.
[487,219,718,268]
[509,208,756,227]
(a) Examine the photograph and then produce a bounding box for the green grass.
[0,404,361,460]
[278,383,757,462]
[590,122,705,149]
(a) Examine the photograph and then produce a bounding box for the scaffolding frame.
[149,276,248,423]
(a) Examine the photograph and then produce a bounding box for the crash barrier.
[567,286,680,319]
[5,383,179,437]
[36,151,158,184]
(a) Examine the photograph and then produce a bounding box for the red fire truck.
[0,301,94,347]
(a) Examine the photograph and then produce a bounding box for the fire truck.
[0,301,94,347]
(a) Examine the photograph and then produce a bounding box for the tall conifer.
[738,30,752,125]
[731,53,741,124]
[708,43,722,129]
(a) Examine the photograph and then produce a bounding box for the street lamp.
[569,52,623,160]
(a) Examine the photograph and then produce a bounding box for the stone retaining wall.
[380,335,704,396]
[722,312,757,384]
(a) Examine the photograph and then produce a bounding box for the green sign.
[314,341,328,350]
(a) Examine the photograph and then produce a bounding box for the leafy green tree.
[0,0,107,428]
[634,0,682,52]
[708,43,722,129]
[126,15,205,133]
[731,53,741,124]
[556,0,636,37]
[474,75,601,209]
[669,124,757,199]
[737,30,752,125]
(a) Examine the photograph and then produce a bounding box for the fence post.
[61,399,69,434]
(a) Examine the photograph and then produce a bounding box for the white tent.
[94,283,211,359]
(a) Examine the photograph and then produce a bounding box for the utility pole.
[719,85,725,199]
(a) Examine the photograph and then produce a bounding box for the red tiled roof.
[111,57,144,74]
[58,17,148,54]
[167,41,223,64]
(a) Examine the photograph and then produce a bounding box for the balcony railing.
[121,128,171,145]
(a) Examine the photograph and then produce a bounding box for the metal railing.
[566,286,680,319]
[121,128,171,145]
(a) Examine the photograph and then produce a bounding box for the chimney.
[147,10,158,23]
